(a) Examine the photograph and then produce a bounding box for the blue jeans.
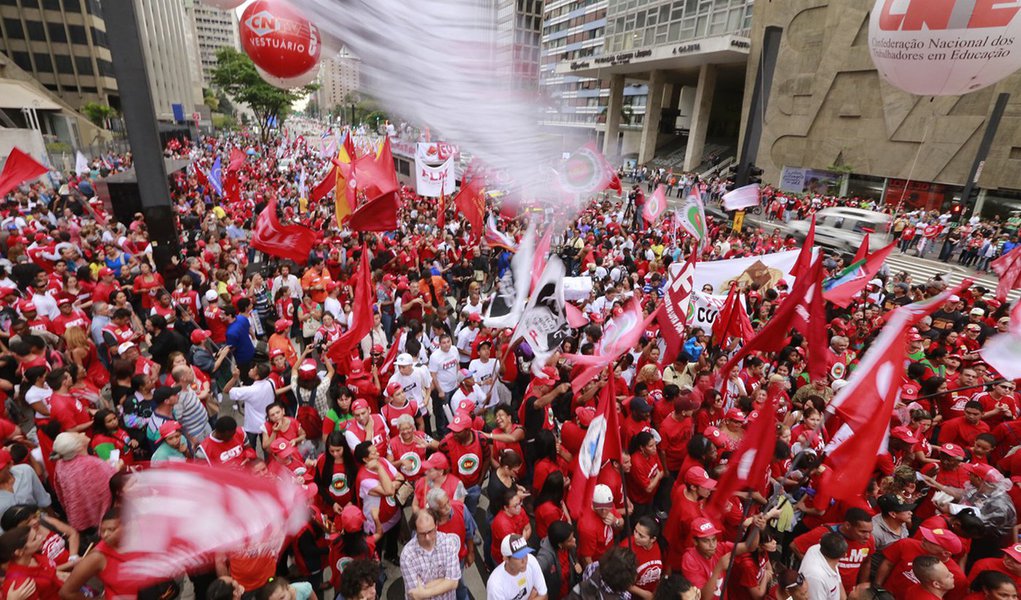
[464,485,482,520]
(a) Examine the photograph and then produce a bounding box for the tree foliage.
[81,102,116,127]
[211,47,316,141]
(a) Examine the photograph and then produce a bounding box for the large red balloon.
[240,0,321,79]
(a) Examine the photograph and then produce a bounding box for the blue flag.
[209,156,224,196]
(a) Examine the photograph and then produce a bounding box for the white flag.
[518,256,570,374]
[722,183,761,211]
[75,151,90,176]
[483,222,536,329]
[981,301,1021,380]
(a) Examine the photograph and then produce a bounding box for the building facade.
[186,0,239,88]
[556,0,753,166]
[315,48,360,114]
[496,0,545,87]
[0,0,118,111]
[134,0,203,123]
[742,0,1021,217]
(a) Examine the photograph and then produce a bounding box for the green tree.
[81,102,116,128]
[203,88,220,112]
[211,47,316,141]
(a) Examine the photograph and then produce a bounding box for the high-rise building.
[496,0,544,88]
[0,0,119,111]
[315,47,360,115]
[186,1,240,88]
[133,0,203,123]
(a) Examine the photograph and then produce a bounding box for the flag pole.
[717,490,755,598]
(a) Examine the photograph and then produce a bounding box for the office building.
[555,0,754,168]
[496,0,545,88]
[186,1,240,88]
[743,0,1021,217]
[134,0,203,123]
[316,47,360,113]
[0,0,119,111]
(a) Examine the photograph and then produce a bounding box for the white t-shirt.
[388,367,432,413]
[486,554,547,600]
[799,545,842,600]
[26,385,52,419]
[428,347,461,393]
[228,379,276,434]
[455,327,478,361]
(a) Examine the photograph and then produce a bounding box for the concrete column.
[603,74,625,159]
[683,63,717,172]
[638,69,665,165]
[839,173,850,197]
[973,189,988,218]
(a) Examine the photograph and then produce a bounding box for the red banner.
[251,199,316,264]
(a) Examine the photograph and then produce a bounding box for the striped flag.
[485,215,516,251]
[658,252,696,365]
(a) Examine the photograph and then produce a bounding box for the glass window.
[75,55,93,76]
[54,53,73,73]
[69,24,87,44]
[668,22,680,40]
[47,22,66,42]
[42,0,61,9]
[11,51,31,72]
[33,53,52,71]
[3,18,23,37]
[26,20,44,39]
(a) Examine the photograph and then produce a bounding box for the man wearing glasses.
[400,511,461,600]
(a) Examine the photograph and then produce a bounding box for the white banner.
[672,249,802,295]
[415,142,457,197]
[688,290,728,335]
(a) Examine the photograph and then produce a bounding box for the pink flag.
[642,185,668,226]
[531,227,553,294]
[721,183,760,211]
[565,302,589,328]
[227,148,246,173]
[567,376,622,519]
[564,297,657,392]
[117,463,308,587]
[992,247,1021,302]
[980,300,1021,380]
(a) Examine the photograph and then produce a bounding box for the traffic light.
[748,164,764,185]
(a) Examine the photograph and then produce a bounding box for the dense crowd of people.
[0,127,1017,600]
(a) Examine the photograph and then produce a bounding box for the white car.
[788,207,892,254]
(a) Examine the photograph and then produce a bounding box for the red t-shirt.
[48,392,91,432]
[792,524,875,592]
[535,501,564,540]
[680,541,734,598]
[664,490,704,570]
[630,537,663,593]
[727,551,771,600]
[968,557,1021,588]
[200,431,248,467]
[628,450,663,505]
[882,538,966,599]
[577,507,618,562]
[490,508,529,565]
[1,556,62,600]
[658,413,693,472]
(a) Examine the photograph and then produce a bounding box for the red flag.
[609,171,623,195]
[437,182,446,231]
[310,165,337,202]
[327,246,374,363]
[705,394,778,519]
[347,191,400,232]
[567,376,622,519]
[381,328,405,374]
[823,241,896,308]
[992,247,1021,301]
[0,148,48,197]
[335,137,399,212]
[789,215,816,280]
[223,170,242,206]
[565,298,658,392]
[722,257,828,381]
[117,463,307,588]
[194,165,210,189]
[853,233,870,264]
[251,199,317,264]
[658,254,696,365]
[712,282,754,345]
[227,148,246,173]
[453,176,486,238]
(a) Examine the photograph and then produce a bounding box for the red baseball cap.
[424,453,450,471]
[920,527,963,554]
[576,406,596,427]
[385,381,403,397]
[963,462,1003,483]
[703,426,726,448]
[725,408,747,423]
[190,329,212,344]
[448,411,473,432]
[1003,543,1021,563]
[684,466,717,489]
[274,318,292,332]
[900,384,920,400]
[371,344,385,354]
[890,426,919,445]
[351,399,370,413]
[156,421,182,445]
[338,504,365,534]
[690,518,722,538]
[939,443,966,459]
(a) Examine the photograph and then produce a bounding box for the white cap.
[948,295,961,302]
[970,307,985,316]
[117,342,136,355]
[831,379,849,392]
[868,279,883,288]
[395,353,414,367]
[592,484,614,507]
[204,289,219,302]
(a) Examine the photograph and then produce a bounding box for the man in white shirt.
[389,353,433,422]
[455,314,481,366]
[428,335,460,434]
[223,363,276,452]
[469,341,506,409]
[487,534,547,600]
[799,532,847,600]
[271,264,302,298]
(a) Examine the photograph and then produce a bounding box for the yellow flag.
[334,144,353,226]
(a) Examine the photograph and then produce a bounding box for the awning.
[0,80,62,111]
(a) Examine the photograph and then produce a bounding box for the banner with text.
[415,142,457,197]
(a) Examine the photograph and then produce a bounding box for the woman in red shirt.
[0,525,63,600]
[131,262,164,311]
[534,470,569,540]
[628,431,665,514]
[262,402,306,452]
[59,510,148,600]
[314,431,355,517]
[487,405,525,472]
